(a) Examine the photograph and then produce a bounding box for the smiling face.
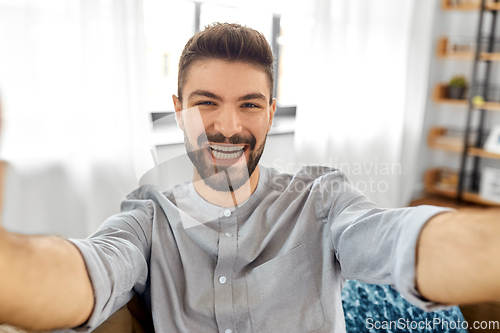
[173,59,276,192]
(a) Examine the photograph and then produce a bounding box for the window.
[143,0,195,112]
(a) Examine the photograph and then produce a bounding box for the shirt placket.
[214,208,238,333]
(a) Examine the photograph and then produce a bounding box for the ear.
[267,98,277,133]
[172,95,184,132]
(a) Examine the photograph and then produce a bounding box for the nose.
[213,106,243,139]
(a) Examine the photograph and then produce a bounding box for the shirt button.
[223,209,231,217]
[225,232,233,238]
[225,329,233,333]
[219,276,227,284]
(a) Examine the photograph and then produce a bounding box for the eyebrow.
[237,93,267,102]
[188,90,222,101]
[188,90,267,102]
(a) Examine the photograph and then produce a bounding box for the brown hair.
[177,23,274,104]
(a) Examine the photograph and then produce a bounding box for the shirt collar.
[185,165,269,218]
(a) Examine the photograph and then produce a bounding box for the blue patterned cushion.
[341,280,467,332]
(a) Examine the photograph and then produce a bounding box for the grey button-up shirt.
[68,165,449,332]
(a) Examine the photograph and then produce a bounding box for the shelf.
[478,101,500,111]
[437,37,474,59]
[433,84,500,111]
[442,0,500,11]
[427,127,465,153]
[433,84,468,106]
[424,168,500,206]
[480,52,500,61]
[437,37,500,61]
[428,126,500,160]
[469,147,500,158]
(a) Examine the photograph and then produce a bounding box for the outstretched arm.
[0,93,93,330]
[0,228,94,331]
[416,209,500,305]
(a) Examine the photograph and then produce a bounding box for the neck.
[193,165,260,208]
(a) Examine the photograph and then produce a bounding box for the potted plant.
[447,75,467,100]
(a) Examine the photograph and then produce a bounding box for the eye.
[196,101,216,106]
[242,103,259,108]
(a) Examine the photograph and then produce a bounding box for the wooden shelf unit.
[427,0,500,206]
[437,37,500,61]
[424,168,500,206]
[442,0,500,11]
[433,84,500,111]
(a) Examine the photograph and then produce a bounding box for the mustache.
[198,132,256,150]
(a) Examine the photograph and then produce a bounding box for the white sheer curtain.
[293,0,436,207]
[0,0,148,237]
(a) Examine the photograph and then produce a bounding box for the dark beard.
[184,131,265,192]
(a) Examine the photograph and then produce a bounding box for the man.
[1,23,500,332]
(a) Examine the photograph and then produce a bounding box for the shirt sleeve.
[320,170,454,311]
[61,186,155,332]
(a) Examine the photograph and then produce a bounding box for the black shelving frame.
[457,0,499,202]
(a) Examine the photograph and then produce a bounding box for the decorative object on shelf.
[448,0,479,8]
[428,127,478,152]
[435,169,459,192]
[479,167,500,203]
[449,41,474,53]
[425,168,463,195]
[483,125,500,154]
[472,95,485,106]
[447,75,468,99]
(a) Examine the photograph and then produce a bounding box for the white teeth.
[209,144,244,152]
[210,147,244,159]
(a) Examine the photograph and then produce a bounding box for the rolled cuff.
[55,239,134,332]
[393,205,454,312]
